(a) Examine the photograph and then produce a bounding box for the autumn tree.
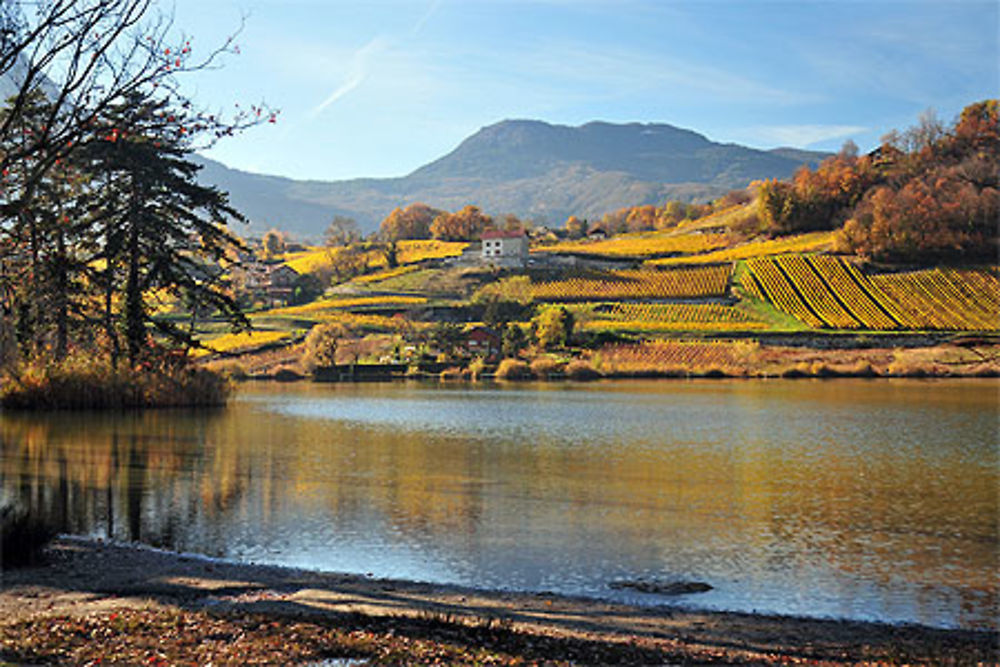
[328,244,371,283]
[304,321,353,368]
[599,209,629,235]
[430,205,494,241]
[755,149,877,236]
[564,215,586,239]
[472,275,535,328]
[837,99,999,263]
[429,321,464,360]
[0,1,271,222]
[261,228,286,260]
[324,215,359,246]
[0,0,274,372]
[713,189,753,211]
[625,205,657,232]
[500,213,524,231]
[659,201,687,227]
[0,92,94,360]
[378,203,440,241]
[501,323,528,357]
[532,306,574,349]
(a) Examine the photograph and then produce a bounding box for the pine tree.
[81,92,249,365]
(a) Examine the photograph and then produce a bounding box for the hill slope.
[197,119,828,238]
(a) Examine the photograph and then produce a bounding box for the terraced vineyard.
[536,232,729,258]
[283,240,467,275]
[596,340,758,373]
[649,231,836,266]
[266,295,428,316]
[577,302,769,332]
[196,330,295,356]
[743,255,1000,331]
[870,268,1000,331]
[353,264,422,284]
[396,240,469,264]
[532,265,732,301]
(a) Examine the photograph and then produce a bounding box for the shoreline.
[2,537,996,664]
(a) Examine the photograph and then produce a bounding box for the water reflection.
[1,379,996,630]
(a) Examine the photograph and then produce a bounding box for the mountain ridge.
[195,118,831,238]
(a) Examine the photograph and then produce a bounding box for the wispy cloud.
[411,0,443,36]
[310,36,389,117]
[748,124,868,148]
[490,41,822,107]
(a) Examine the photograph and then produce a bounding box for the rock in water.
[608,579,713,595]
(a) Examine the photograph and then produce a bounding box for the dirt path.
[2,537,996,664]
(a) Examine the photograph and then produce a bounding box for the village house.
[586,226,608,241]
[464,325,501,358]
[264,264,299,306]
[481,229,529,268]
[233,257,300,307]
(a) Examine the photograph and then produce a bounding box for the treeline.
[564,191,752,238]
[375,196,746,244]
[0,1,270,404]
[379,203,526,242]
[750,100,998,263]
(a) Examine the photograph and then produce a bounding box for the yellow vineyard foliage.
[743,255,1000,331]
[395,240,468,264]
[532,266,732,301]
[196,330,293,356]
[537,232,729,258]
[579,302,768,332]
[595,340,758,374]
[283,240,467,276]
[649,231,836,266]
[353,265,421,284]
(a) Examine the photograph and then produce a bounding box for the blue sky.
[167,0,999,181]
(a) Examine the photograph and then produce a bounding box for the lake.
[2,379,996,630]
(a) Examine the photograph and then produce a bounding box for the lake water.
[2,379,997,630]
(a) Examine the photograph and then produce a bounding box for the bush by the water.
[0,352,231,410]
[529,357,562,379]
[1,505,56,569]
[495,358,531,380]
[565,359,602,381]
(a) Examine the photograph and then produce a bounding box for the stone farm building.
[235,260,299,307]
[481,229,529,268]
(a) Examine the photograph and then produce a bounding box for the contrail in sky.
[310,37,387,117]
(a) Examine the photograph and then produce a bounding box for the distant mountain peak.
[195,119,830,239]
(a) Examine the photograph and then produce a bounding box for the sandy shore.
[1,536,996,665]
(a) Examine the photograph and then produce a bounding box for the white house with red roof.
[481,229,529,267]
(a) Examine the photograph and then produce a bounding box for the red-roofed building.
[481,229,529,267]
[464,325,501,358]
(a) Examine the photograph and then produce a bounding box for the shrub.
[211,360,249,381]
[529,357,562,380]
[495,358,531,380]
[468,357,487,381]
[439,366,465,381]
[565,359,601,381]
[0,352,232,409]
[780,363,811,378]
[273,367,304,382]
[967,363,1000,377]
[303,322,353,369]
[1,505,56,569]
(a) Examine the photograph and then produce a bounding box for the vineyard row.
[743,255,999,331]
